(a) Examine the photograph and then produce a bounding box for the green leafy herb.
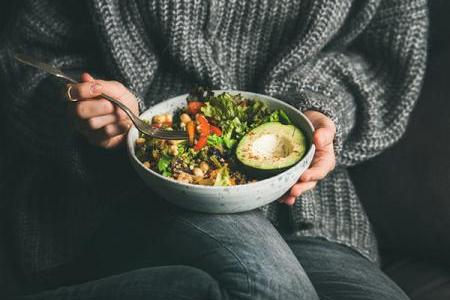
[157,153,172,174]
[248,100,270,126]
[201,93,247,122]
[176,142,188,156]
[266,109,292,125]
[207,134,224,153]
[162,170,172,177]
[279,110,291,124]
[222,130,237,149]
[219,117,248,149]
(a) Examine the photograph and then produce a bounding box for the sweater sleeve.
[265,0,428,167]
[0,0,100,163]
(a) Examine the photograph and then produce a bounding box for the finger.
[300,167,327,181]
[289,181,318,198]
[278,180,317,206]
[300,156,335,181]
[89,120,131,141]
[72,99,115,119]
[80,113,126,131]
[113,105,129,120]
[96,135,127,149]
[314,127,335,148]
[279,194,296,206]
[304,111,336,133]
[101,121,131,139]
[81,72,95,83]
[68,81,103,100]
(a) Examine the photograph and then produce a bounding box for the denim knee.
[206,235,318,300]
[244,255,319,300]
[160,210,319,299]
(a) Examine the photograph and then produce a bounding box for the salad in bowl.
[127,89,315,213]
[134,88,307,186]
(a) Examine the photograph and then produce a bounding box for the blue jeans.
[18,197,408,300]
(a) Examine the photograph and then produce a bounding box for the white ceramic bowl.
[127,91,315,213]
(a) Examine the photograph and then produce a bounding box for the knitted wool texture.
[0,0,428,278]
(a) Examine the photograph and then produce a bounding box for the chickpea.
[167,140,182,145]
[192,167,204,177]
[168,144,178,156]
[163,113,173,123]
[136,137,146,146]
[152,114,164,124]
[177,172,193,183]
[199,161,209,173]
[180,113,192,124]
[154,139,166,148]
[143,161,151,168]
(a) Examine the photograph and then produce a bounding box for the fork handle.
[14,54,142,129]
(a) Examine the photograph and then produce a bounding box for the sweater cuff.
[277,88,355,162]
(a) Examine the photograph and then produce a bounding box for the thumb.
[306,112,335,131]
[314,127,334,148]
[304,111,336,148]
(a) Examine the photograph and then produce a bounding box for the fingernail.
[90,83,102,94]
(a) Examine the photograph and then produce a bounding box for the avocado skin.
[236,159,289,179]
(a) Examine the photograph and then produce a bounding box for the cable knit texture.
[0,0,428,284]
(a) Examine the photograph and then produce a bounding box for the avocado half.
[236,122,307,171]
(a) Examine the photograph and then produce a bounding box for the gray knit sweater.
[0,0,428,282]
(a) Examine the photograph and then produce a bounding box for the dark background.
[1,0,449,299]
[352,0,450,262]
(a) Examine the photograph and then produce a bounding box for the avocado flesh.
[236,122,306,170]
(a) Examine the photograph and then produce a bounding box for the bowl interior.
[127,90,315,190]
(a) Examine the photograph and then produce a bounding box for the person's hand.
[279,110,336,205]
[67,73,139,149]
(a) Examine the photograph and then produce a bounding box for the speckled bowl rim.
[127,90,315,191]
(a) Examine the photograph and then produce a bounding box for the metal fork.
[14,54,188,140]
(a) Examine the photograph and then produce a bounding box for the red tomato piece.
[209,125,222,136]
[196,114,210,137]
[194,135,208,151]
[187,101,204,115]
